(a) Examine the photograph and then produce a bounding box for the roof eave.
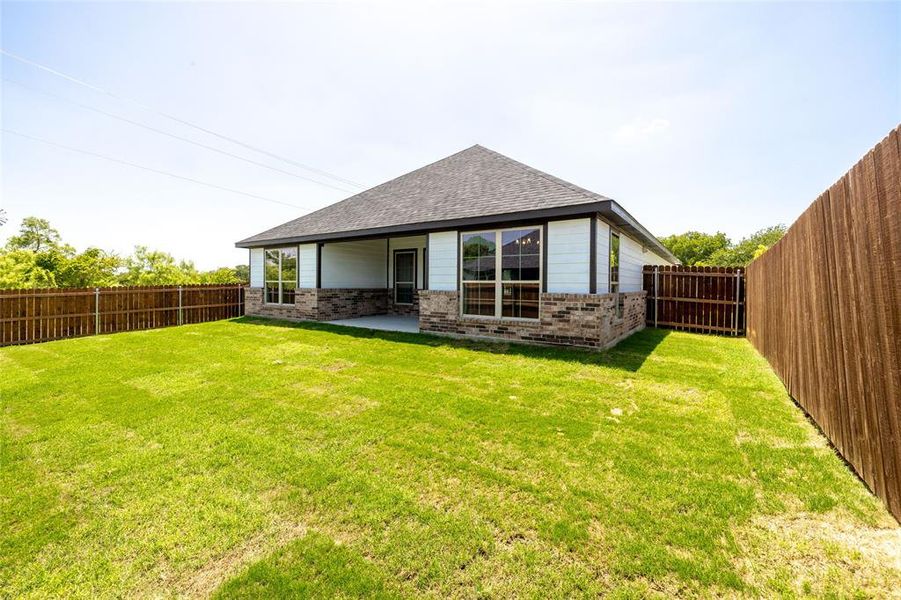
[235,200,678,264]
[235,202,612,248]
[601,200,680,264]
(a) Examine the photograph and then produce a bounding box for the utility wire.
[3,128,305,209]
[4,78,357,194]
[0,48,367,189]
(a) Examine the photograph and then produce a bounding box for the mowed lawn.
[2,319,899,598]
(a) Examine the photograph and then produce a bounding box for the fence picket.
[0,284,245,346]
[747,125,901,522]
[643,265,746,335]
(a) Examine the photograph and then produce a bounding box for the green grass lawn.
[2,318,898,598]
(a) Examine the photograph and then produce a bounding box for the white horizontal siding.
[249,248,264,287]
[321,239,387,288]
[547,218,590,293]
[298,244,317,288]
[643,249,674,267]
[428,231,457,291]
[388,235,426,289]
[619,233,649,292]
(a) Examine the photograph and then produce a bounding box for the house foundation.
[418,290,646,350]
[245,287,390,321]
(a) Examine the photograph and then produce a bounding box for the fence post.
[178,285,183,326]
[94,287,100,335]
[653,266,659,328]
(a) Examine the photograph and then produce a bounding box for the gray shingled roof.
[235,145,675,262]
[237,145,610,243]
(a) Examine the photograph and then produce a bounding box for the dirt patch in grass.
[733,512,901,597]
[169,521,310,598]
[321,359,357,372]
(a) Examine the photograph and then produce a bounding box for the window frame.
[264,246,299,305]
[609,230,623,318]
[458,225,543,320]
[393,248,417,305]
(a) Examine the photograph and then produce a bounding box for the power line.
[0,48,367,189]
[3,128,306,209]
[4,78,357,194]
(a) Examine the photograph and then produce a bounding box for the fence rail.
[643,265,745,335]
[0,284,245,346]
[747,125,901,522]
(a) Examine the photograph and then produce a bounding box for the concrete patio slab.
[325,314,420,334]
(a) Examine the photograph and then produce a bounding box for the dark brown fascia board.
[236,199,677,264]
[603,201,679,264]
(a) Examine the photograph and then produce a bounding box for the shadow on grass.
[231,316,670,372]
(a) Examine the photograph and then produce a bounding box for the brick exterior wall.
[315,288,390,320]
[419,290,646,350]
[245,287,390,321]
[387,290,420,316]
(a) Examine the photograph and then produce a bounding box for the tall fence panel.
[643,265,745,335]
[747,126,901,522]
[0,284,245,347]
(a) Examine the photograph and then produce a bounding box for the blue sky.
[2,1,898,269]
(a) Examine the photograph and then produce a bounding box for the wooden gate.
[642,265,745,335]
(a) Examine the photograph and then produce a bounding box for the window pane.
[502,283,539,319]
[502,228,540,255]
[396,282,414,304]
[519,254,540,281]
[462,282,495,316]
[395,252,414,283]
[462,233,496,281]
[265,249,280,282]
[501,255,520,280]
[281,281,296,305]
[281,247,297,286]
[265,284,280,303]
[501,229,540,281]
[610,232,620,285]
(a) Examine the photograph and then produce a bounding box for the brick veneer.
[387,290,420,316]
[245,287,390,321]
[419,290,647,350]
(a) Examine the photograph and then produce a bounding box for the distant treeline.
[659,226,786,267]
[0,217,248,289]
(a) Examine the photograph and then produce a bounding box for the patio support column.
[589,217,597,294]
[316,243,322,288]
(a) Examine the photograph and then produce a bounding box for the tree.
[704,225,787,267]
[5,217,62,252]
[56,248,121,287]
[0,250,57,288]
[0,208,7,227]
[119,246,199,286]
[0,216,260,289]
[198,267,243,284]
[659,231,730,266]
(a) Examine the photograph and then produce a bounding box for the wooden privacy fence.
[0,284,245,346]
[643,265,745,335]
[747,126,901,522]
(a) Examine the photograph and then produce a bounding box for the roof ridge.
[473,145,610,204]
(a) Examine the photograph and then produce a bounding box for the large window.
[461,227,541,319]
[609,231,622,318]
[265,247,297,304]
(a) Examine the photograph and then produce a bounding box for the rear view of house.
[237,145,676,348]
